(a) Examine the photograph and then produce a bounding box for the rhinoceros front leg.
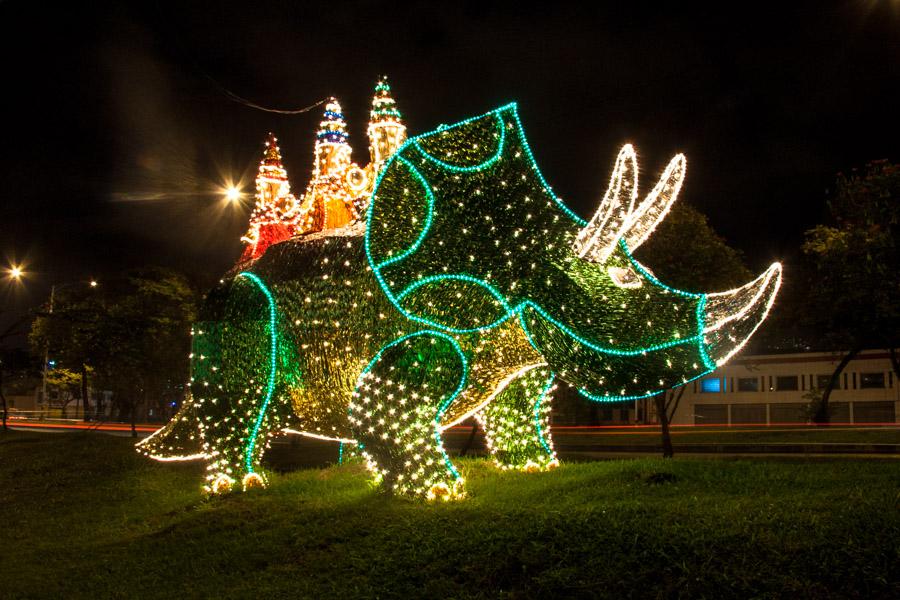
[477,364,559,472]
[193,318,288,495]
[350,331,468,500]
[194,272,299,494]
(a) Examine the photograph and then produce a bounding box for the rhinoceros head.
[366,104,781,401]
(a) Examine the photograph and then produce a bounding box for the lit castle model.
[240,78,406,261]
[140,77,782,500]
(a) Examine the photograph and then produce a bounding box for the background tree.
[0,347,38,431]
[43,367,85,418]
[0,313,32,431]
[29,284,104,420]
[635,203,753,457]
[30,268,198,435]
[97,269,198,435]
[800,160,900,423]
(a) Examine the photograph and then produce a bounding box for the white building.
[670,350,899,425]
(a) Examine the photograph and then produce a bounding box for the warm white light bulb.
[225,186,241,202]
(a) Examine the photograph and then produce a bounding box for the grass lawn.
[1,431,897,599]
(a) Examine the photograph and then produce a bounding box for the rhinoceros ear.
[621,153,686,253]
[573,144,639,264]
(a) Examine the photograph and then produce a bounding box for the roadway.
[7,419,898,465]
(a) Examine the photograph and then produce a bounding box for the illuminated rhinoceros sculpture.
[138,103,781,499]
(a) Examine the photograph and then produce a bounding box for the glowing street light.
[224,185,242,203]
[6,264,23,281]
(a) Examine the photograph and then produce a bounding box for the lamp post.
[2,265,26,430]
[40,279,99,420]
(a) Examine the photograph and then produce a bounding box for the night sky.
[1,1,898,320]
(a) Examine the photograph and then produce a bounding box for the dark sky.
[1,0,898,318]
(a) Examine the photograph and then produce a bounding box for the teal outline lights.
[411,113,506,173]
[372,156,435,270]
[353,330,468,481]
[365,103,714,361]
[533,374,556,456]
[365,103,724,405]
[237,271,279,474]
[365,103,585,271]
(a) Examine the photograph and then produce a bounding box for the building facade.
[670,350,898,425]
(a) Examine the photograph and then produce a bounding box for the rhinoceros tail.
[135,393,207,461]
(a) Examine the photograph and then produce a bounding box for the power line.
[199,69,327,115]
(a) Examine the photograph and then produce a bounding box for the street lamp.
[224,185,242,203]
[40,279,100,418]
[6,264,24,281]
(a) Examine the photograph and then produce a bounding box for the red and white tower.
[240,133,300,261]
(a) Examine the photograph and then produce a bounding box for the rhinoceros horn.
[573,145,686,263]
[573,144,639,264]
[703,261,783,366]
[574,144,782,365]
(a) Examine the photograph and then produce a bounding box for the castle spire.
[262,131,283,165]
[317,98,350,145]
[370,75,402,122]
[239,132,299,261]
[367,75,406,173]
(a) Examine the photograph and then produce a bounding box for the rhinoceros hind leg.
[477,364,558,471]
[350,331,468,500]
[206,473,236,495]
[242,472,267,490]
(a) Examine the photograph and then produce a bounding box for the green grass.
[1,431,898,599]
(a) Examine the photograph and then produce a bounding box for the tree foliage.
[635,203,753,293]
[30,268,198,431]
[43,367,87,417]
[801,160,900,421]
[802,160,900,349]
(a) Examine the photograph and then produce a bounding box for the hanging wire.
[199,69,327,115]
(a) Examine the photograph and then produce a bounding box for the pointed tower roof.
[316,97,350,145]
[262,132,283,166]
[370,75,403,123]
[257,132,290,188]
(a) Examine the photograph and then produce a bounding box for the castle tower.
[240,133,300,261]
[238,79,407,260]
[298,99,362,232]
[367,76,407,174]
[313,98,354,181]
[257,132,293,211]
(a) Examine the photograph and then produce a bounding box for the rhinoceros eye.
[607,265,642,289]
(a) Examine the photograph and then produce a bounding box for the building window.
[775,375,799,391]
[731,403,767,424]
[737,377,759,392]
[700,377,723,393]
[816,374,838,390]
[694,403,728,424]
[859,372,885,389]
